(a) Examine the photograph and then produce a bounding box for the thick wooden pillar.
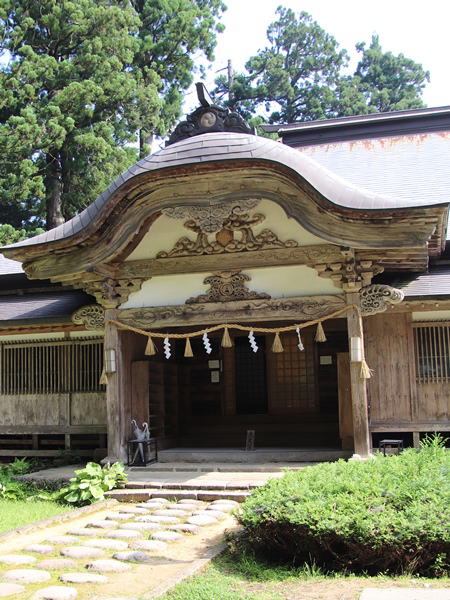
[346,293,372,458]
[104,308,129,463]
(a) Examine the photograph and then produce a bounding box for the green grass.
[0,498,72,533]
[156,551,450,600]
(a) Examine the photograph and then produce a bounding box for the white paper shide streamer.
[296,327,304,351]
[248,330,258,353]
[163,337,171,359]
[202,332,212,354]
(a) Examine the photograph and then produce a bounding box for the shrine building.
[1,97,450,462]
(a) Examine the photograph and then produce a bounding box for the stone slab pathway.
[0,498,238,599]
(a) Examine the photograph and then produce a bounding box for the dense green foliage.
[237,438,450,575]
[0,0,225,232]
[213,7,429,125]
[56,461,128,505]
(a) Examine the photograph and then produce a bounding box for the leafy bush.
[56,462,128,506]
[237,436,450,576]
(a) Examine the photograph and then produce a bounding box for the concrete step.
[106,488,250,503]
[157,448,351,463]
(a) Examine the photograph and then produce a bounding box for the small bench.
[379,439,404,455]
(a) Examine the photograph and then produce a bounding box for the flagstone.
[30,585,77,599]
[0,583,26,597]
[187,515,218,526]
[86,559,131,573]
[60,573,108,584]
[36,559,77,570]
[103,530,142,539]
[23,544,55,555]
[86,520,117,529]
[60,547,105,560]
[130,540,167,552]
[150,531,183,542]
[112,551,151,563]
[83,539,128,551]
[3,569,51,584]
[0,554,37,565]
[46,536,79,545]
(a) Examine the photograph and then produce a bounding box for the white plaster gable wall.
[126,199,324,261]
[121,265,339,309]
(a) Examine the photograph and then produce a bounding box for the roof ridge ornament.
[166,82,255,146]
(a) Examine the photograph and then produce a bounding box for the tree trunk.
[139,129,153,159]
[45,150,64,229]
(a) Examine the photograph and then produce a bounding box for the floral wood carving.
[72,304,105,330]
[157,210,298,258]
[186,271,271,304]
[162,199,260,234]
[360,284,404,315]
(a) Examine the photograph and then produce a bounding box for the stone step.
[106,488,250,503]
[157,448,351,463]
[128,462,316,472]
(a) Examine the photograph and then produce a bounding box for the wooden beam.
[370,422,450,432]
[118,295,346,329]
[103,310,137,463]
[346,293,371,458]
[0,425,106,434]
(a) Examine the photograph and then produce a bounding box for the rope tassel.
[221,326,233,348]
[272,332,284,353]
[360,359,372,379]
[99,367,107,385]
[145,336,156,356]
[184,337,194,357]
[315,322,327,342]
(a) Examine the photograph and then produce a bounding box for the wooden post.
[104,308,129,463]
[346,293,372,459]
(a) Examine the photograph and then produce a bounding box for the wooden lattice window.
[413,323,450,383]
[0,338,104,395]
[268,331,317,413]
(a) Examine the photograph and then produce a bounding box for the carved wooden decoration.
[360,284,405,315]
[315,249,384,291]
[186,271,271,304]
[157,203,298,258]
[83,278,145,308]
[72,304,105,330]
[118,295,346,329]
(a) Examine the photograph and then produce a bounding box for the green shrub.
[56,462,128,506]
[237,436,450,575]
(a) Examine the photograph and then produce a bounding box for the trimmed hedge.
[238,438,450,575]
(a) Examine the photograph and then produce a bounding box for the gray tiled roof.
[0,253,23,275]
[396,269,450,298]
[3,131,448,253]
[299,132,450,208]
[0,291,90,322]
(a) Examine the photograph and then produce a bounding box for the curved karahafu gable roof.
[2,132,449,273]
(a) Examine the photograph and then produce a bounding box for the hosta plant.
[57,462,128,506]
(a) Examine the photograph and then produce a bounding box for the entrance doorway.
[235,335,267,414]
